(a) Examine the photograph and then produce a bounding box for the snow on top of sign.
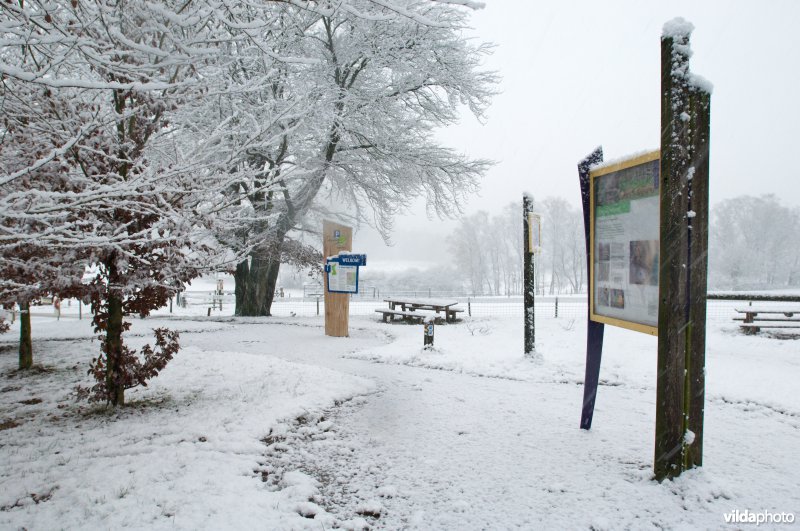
[589,149,658,172]
[662,17,694,39]
[326,251,366,260]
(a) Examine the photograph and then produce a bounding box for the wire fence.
[156,292,786,324]
[11,292,795,326]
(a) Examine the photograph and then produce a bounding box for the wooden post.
[523,195,535,355]
[19,300,32,370]
[655,22,711,480]
[423,320,435,349]
[323,220,353,337]
[578,147,605,430]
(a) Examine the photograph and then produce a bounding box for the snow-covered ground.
[1,310,798,529]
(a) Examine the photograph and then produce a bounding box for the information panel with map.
[590,151,660,335]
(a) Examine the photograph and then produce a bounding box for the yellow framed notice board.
[527,212,542,253]
[590,151,660,335]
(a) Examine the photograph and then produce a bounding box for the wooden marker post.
[423,320,435,349]
[523,195,535,356]
[323,220,353,337]
[654,21,711,481]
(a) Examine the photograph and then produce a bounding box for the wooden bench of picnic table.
[373,308,442,324]
[381,297,464,323]
[733,307,800,334]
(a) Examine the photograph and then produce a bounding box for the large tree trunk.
[235,244,283,316]
[105,260,125,406]
[18,300,32,370]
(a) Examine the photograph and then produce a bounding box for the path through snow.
[181,318,800,530]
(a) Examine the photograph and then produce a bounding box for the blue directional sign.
[325,253,367,294]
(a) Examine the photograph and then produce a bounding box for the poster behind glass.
[591,152,659,333]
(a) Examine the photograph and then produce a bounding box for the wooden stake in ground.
[655,19,711,480]
[323,220,353,337]
[523,195,535,355]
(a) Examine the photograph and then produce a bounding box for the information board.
[325,253,366,294]
[327,263,359,293]
[527,212,542,253]
[590,151,660,335]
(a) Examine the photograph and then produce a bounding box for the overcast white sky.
[357,0,800,267]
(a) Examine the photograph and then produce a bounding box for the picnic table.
[375,297,464,323]
[733,306,800,334]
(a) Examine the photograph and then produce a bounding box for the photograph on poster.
[590,151,660,334]
[629,240,659,286]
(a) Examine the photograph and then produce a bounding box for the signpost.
[323,220,353,337]
[423,320,435,349]
[523,195,536,356]
[578,19,710,481]
[655,19,711,480]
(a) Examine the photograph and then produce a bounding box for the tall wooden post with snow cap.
[323,220,353,337]
[655,18,711,481]
[523,194,535,355]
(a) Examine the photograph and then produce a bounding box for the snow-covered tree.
[540,197,585,294]
[0,70,93,369]
[449,211,492,295]
[187,0,497,315]
[0,0,273,403]
[709,195,800,289]
[448,203,524,297]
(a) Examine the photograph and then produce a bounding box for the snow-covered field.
[1,311,798,529]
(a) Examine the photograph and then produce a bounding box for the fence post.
[316,298,320,316]
[468,298,472,317]
[555,297,559,318]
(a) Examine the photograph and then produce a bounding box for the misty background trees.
[437,194,799,297]
[445,198,586,296]
[709,194,800,289]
